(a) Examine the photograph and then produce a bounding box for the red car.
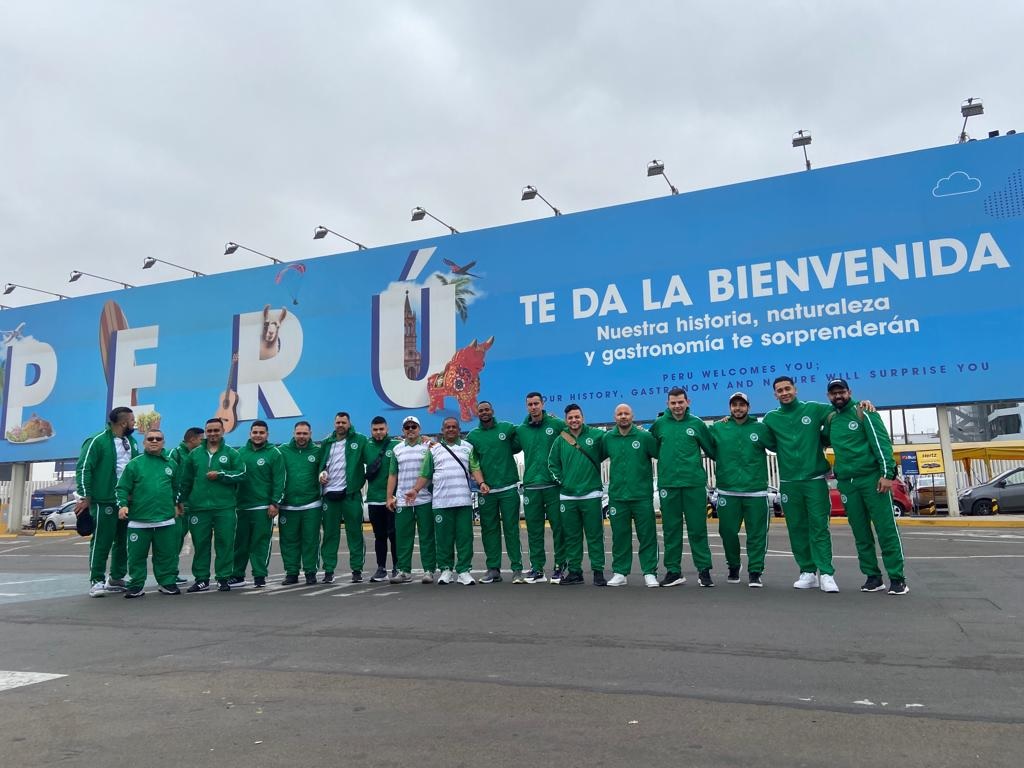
[828,476,912,518]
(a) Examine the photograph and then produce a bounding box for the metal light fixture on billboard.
[410,207,459,234]
[313,225,368,250]
[958,97,984,143]
[792,130,812,171]
[521,185,562,215]
[3,282,69,300]
[224,241,282,264]
[646,160,679,195]
[69,270,134,288]
[142,257,205,277]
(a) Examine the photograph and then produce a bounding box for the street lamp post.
[69,270,134,289]
[313,225,368,250]
[224,242,282,264]
[958,97,984,143]
[521,185,562,215]
[792,130,812,171]
[2,283,69,300]
[646,160,679,195]
[411,207,459,234]
[142,257,205,277]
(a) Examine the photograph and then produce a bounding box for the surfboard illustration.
[99,300,137,406]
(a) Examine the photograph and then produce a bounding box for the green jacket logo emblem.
[307,455,316,462]
[129,533,139,542]
[848,422,859,430]
[801,416,812,425]
[545,427,554,435]
[435,514,443,523]
[584,437,593,445]
[257,458,266,466]
[190,515,199,525]
[750,433,759,441]
[164,467,173,475]
[219,455,228,463]
[498,433,507,440]
[686,428,695,436]
[608,507,617,516]
[631,440,640,449]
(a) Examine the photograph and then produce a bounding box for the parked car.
[911,474,947,512]
[827,476,912,517]
[41,501,78,531]
[957,467,1024,515]
[706,486,784,518]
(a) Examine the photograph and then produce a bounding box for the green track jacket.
[602,426,658,500]
[364,437,399,504]
[547,425,606,496]
[76,427,140,503]
[518,413,567,487]
[709,417,774,492]
[278,439,322,507]
[467,420,521,488]
[114,451,178,523]
[317,431,371,493]
[649,410,714,488]
[236,440,286,510]
[824,399,897,481]
[762,399,832,482]
[177,439,246,511]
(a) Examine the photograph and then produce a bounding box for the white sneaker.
[607,573,628,587]
[88,581,106,597]
[421,570,435,584]
[456,571,476,586]
[644,573,660,588]
[819,574,839,593]
[793,572,819,589]
[436,569,453,585]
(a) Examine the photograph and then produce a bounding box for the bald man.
[601,404,660,588]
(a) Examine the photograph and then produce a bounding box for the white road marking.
[0,671,67,692]
[0,578,59,586]
[853,699,876,706]
[0,546,33,555]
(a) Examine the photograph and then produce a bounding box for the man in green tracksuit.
[229,420,285,589]
[386,415,436,584]
[405,417,487,586]
[518,392,568,583]
[467,401,523,584]
[709,392,776,588]
[602,403,660,588]
[650,387,716,588]
[75,406,140,597]
[763,375,841,593]
[823,379,908,596]
[318,412,371,583]
[547,403,607,586]
[277,421,322,585]
[115,429,180,597]
[168,426,204,580]
[364,416,399,582]
[176,417,247,592]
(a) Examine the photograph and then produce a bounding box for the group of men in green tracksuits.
[83,375,908,597]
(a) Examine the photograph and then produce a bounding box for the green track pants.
[523,486,563,571]
[839,476,905,580]
[278,506,322,576]
[322,495,365,573]
[659,485,712,572]
[435,505,474,573]
[559,496,605,573]
[126,524,179,589]
[608,497,659,576]
[395,502,436,573]
[477,488,522,570]
[188,508,236,582]
[779,479,834,576]
[88,502,127,584]
[232,507,275,579]
[717,493,771,574]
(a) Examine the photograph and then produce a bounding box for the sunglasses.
[145,437,164,442]
[403,424,419,429]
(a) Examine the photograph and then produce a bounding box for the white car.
[41,501,78,531]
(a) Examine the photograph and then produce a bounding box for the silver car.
[957,467,1024,515]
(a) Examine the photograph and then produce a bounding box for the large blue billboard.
[2,136,1023,461]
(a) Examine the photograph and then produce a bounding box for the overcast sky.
[2,1,1021,433]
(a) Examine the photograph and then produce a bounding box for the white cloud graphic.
[932,171,982,197]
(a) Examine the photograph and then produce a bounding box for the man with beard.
[318,412,371,583]
[229,420,285,589]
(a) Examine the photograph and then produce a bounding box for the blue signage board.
[899,452,921,476]
[2,136,1023,461]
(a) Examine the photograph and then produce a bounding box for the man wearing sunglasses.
[386,416,436,583]
[115,430,180,597]
[75,406,140,597]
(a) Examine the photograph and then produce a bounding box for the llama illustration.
[426,337,494,421]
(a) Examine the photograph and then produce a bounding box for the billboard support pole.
[4,463,29,534]
[936,406,960,517]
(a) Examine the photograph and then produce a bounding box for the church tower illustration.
[403,291,422,379]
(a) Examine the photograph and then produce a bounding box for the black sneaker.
[697,569,715,588]
[550,567,563,585]
[186,580,209,593]
[175,576,188,585]
[322,572,335,584]
[659,571,685,587]
[480,568,502,584]
[523,568,547,584]
[593,571,607,587]
[888,579,910,596]
[124,586,145,599]
[158,584,181,595]
[748,572,763,588]
[305,573,318,585]
[253,576,266,589]
[281,574,299,586]
[560,570,584,585]
[351,570,363,584]
[369,567,388,582]
[227,576,247,588]
[861,575,886,592]
[727,566,741,583]
[217,580,231,592]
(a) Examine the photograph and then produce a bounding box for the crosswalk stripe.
[0,671,66,693]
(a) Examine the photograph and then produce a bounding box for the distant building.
[403,291,422,379]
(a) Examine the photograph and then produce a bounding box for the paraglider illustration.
[274,262,306,305]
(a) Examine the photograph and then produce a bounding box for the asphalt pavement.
[1,522,1022,767]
